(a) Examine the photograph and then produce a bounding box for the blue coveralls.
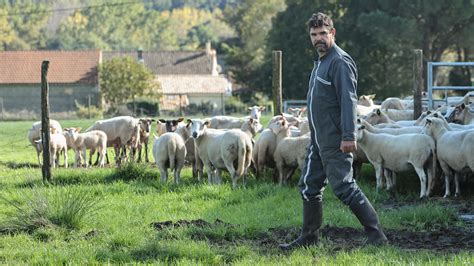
[299,43,364,206]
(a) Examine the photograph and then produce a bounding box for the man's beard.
[314,42,328,53]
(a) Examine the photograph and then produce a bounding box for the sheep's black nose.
[192,132,198,138]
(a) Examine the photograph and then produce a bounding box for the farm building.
[103,44,231,113]
[0,45,231,117]
[0,50,101,117]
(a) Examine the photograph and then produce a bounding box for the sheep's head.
[187,119,210,139]
[159,118,184,133]
[243,118,263,137]
[139,118,155,133]
[248,106,265,120]
[356,125,366,141]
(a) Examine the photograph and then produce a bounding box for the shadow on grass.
[0,161,39,169]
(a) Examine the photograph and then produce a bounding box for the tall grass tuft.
[112,162,156,181]
[0,187,101,233]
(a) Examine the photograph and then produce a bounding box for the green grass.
[0,118,472,264]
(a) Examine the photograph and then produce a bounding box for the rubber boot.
[349,194,388,245]
[279,200,322,251]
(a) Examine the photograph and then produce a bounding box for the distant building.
[103,43,231,113]
[0,44,231,117]
[0,50,101,115]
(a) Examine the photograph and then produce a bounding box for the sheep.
[450,103,474,125]
[188,119,253,188]
[356,125,436,198]
[152,132,186,184]
[252,116,286,181]
[27,119,62,165]
[271,117,310,185]
[380,97,405,110]
[358,94,378,107]
[239,117,263,139]
[136,118,155,163]
[423,117,474,197]
[63,127,107,167]
[384,109,415,121]
[86,116,141,165]
[359,119,423,135]
[248,105,266,120]
[34,128,68,168]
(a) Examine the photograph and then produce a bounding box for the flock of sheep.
[27,91,473,195]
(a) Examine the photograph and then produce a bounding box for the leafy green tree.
[222,0,286,100]
[99,56,162,112]
[4,1,50,50]
[0,8,15,50]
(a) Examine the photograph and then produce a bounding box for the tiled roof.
[157,75,231,94]
[0,50,100,84]
[103,51,212,75]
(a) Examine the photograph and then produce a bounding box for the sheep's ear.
[177,117,184,122]
[204,120,211,127]
[301,107,307,112]
[248,107,252,111]
[426,118,432,124]
[259,106,265,111]
[369,94,376,99]
[360,125,365,130]
[76,127,82,132]
[427,110,432,114]
[186,119,192,124]
[288,108,293,112]
[159,119,166,123]
[249,118,254,123]
[460,103,466,109]
[357,118,361,123]
[34,139,41,144]
[150,118,156,122]
[376,109,381,115]
[433,113,439,118]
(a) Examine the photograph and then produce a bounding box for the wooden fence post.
[41,60,51,183]
[272,51,282,115]
[413,49,423,119]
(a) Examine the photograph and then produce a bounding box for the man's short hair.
[306,12,333,30]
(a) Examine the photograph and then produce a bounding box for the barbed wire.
[0,0,153,17]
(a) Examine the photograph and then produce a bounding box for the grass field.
[0,117,472,264]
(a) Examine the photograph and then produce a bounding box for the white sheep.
[189,119,253,188]
[380,97,406,110]
[152,132,186,184]
[423,117,474,197]
[356,125,436,198]
[252,116,285,181]
[136,118,155,163]
[27,119,63,165]
[63,127,107,168]
[34,128,68,168]
[271,118,310,185]
[86,116,141,165]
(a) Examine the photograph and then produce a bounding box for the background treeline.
[0,0,473,101]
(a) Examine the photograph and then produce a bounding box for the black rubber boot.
[279,200,322,251]
[349,194,388,245]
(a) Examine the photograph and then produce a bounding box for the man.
[279,12,388,251]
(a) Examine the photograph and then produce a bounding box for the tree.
[0,8,15,50]
[222,0,286,100]
[99,57,162,112]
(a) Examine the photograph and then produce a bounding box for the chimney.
[137,48,144,64]
[205,41,211,55]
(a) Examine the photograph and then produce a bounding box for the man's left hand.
[340,140,357,153]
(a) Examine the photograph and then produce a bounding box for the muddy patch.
[151,219,473,253]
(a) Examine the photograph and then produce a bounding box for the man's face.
[310,26,335,55]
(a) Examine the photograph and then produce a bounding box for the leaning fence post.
[41,60,51,183]
[413,49,423,119]
[272,51,282,115]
